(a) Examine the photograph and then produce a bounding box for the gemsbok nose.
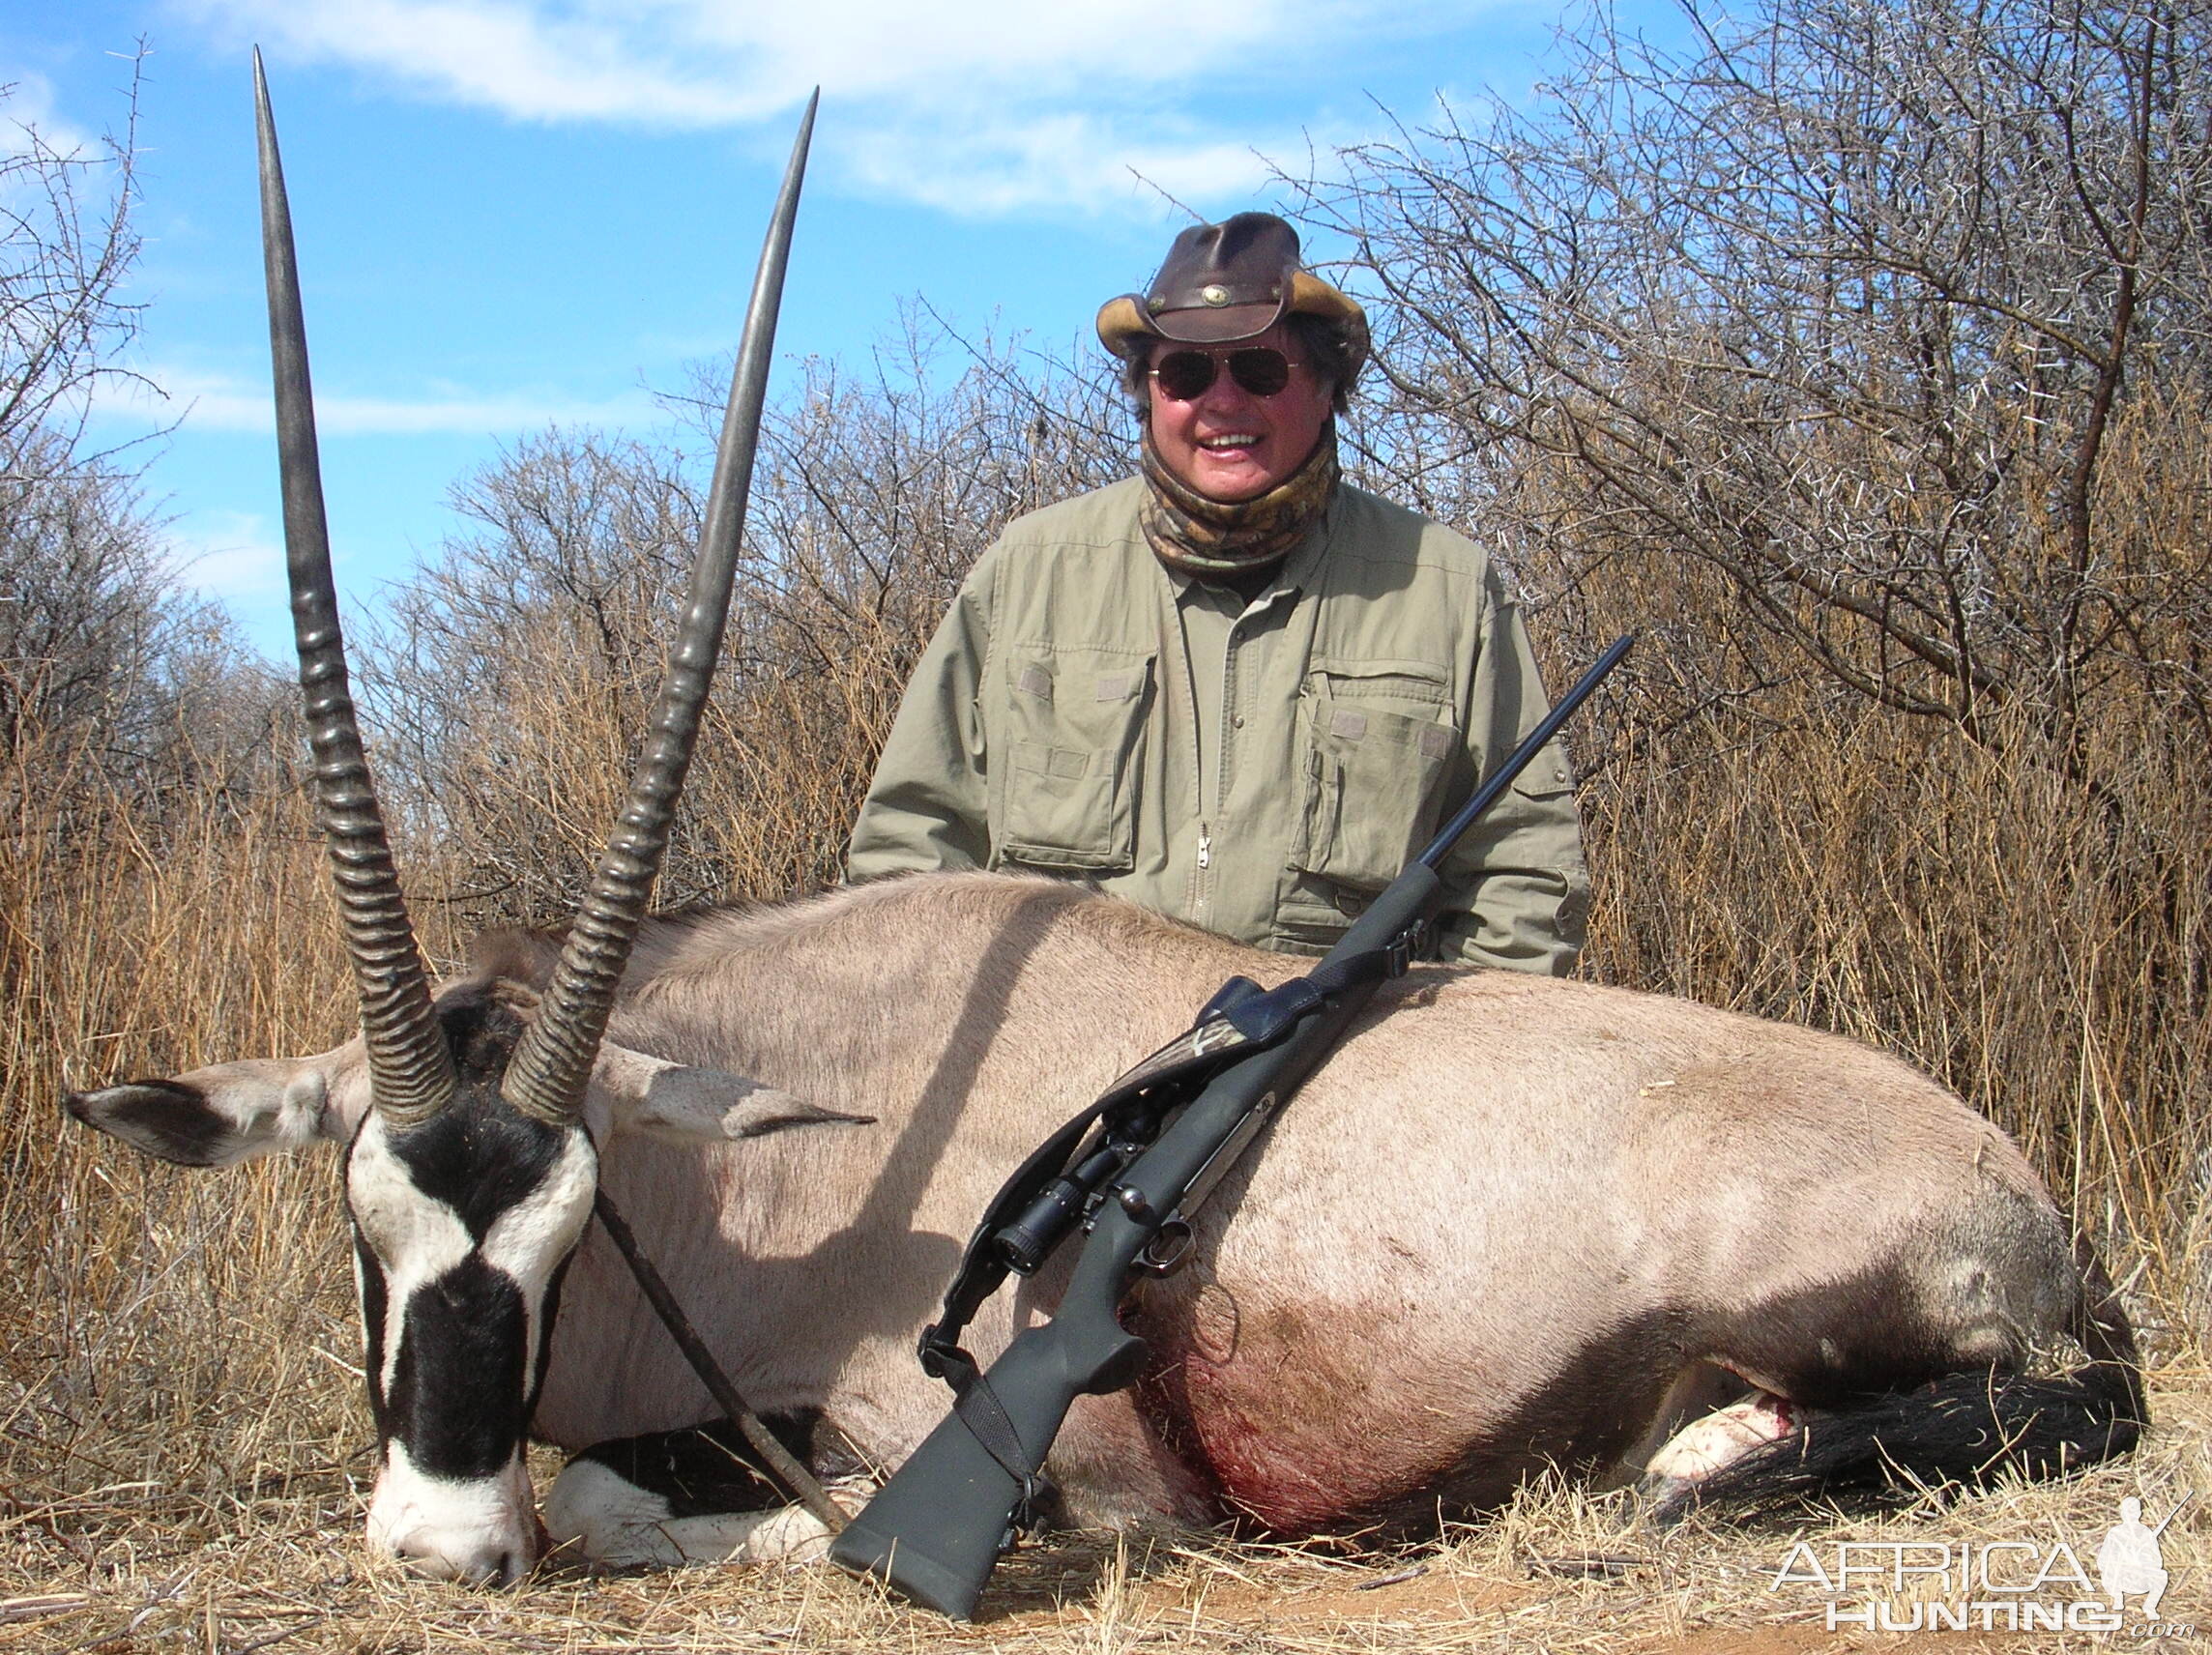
[401,1538,530,1588]
[366,1449,542,1584]
[393,1534,529,1588]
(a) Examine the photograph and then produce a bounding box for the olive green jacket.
[846,477,1589,973]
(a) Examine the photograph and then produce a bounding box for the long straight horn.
[501,94,818,1125]
[256,49,454,1126]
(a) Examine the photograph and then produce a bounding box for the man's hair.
[1119,312,1360,416]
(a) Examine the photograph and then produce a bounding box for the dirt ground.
[3,1370,2204,1654]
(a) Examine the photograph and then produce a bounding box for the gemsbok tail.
[1658,1235,2144,1523]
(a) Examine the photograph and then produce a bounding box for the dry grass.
[2,734,387,1647]
[1,1380,2204,1652]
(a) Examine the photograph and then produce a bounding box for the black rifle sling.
[916,930,1416,1512]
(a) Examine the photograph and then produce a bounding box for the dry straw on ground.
[8,0,2207,1640]
[1,1383,2204,1652]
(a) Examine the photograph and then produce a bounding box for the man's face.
[1146,322,1334,503]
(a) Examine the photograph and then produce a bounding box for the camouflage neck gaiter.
[1139,421,1339,582]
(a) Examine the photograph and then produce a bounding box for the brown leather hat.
[1097,212,1368,369]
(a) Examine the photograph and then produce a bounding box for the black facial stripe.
[364,988,574,1243]
[356,1231,393,1435]
[341,986,594,1469]
[387,1257,532,1478]
[384,1092,570,1245]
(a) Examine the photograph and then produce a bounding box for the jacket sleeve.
[845,564,996,882]
[1432,583,1591,974]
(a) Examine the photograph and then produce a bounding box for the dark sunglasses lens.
[1154,352,1217,400]
[1153,347,1295,399]
[1229,349,1292,396]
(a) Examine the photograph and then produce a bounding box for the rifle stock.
[822,1215,1148,1617]
[831,634,1631,1617]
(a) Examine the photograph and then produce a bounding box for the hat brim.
[1097,273,1367,360]
[1287,270,1364,330]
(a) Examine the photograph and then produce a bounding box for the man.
[847,213,1587,972]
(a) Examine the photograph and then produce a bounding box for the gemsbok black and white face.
[340,992,596,1582]
[70,978,847,1582]
[68,991,591,1582]
[63,56,819,1584]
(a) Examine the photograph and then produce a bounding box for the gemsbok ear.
[65,1053,349,1168]
[592,1041,874,1145]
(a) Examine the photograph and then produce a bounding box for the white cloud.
[160,508,283,597]
[100,365,660,436]
[160,508,407,659]
[0,66,138,232]
[0,71,98,160]
[837,109,1272,218]
[194,0,1277,121]
[177,0,1469,215]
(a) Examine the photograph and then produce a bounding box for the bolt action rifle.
[829,633,1636,1618]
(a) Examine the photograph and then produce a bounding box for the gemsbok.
[65,64,2140,1593]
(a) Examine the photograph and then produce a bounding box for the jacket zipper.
[1202,617,1243,882]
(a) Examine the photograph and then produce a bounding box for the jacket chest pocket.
[1289,666,1457,894]
[996,654,1155,873]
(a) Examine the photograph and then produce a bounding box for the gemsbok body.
[63,62,2139,1592]
[73,872,2142,1581]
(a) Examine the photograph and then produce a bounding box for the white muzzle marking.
[367,1438,539,1585]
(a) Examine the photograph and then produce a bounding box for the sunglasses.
[1149,347,1304,401]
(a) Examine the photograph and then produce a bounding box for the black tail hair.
[1654,1235,2144,1524]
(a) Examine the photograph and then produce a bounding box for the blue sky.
[10,0,1665,658]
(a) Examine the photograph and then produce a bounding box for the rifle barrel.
[1418,631,1634,871]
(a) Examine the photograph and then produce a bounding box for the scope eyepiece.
[993,1178,1085,1274]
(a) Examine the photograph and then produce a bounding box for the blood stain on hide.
[1141,1298,1424,1532]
